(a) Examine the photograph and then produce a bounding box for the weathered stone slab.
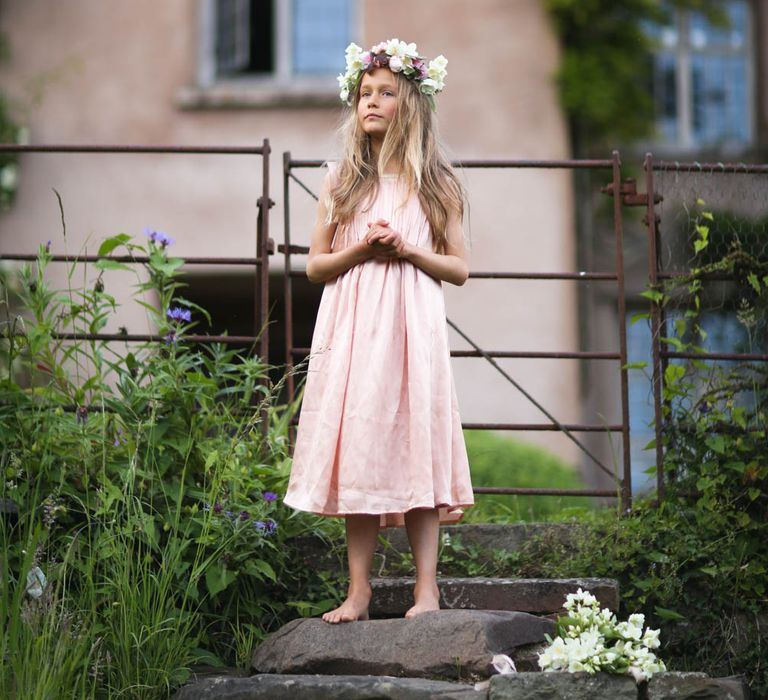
[370,577,619,616]
[172,673,486,700]
[251,609,554,680]
[489,671,637,699]
[647,672,749,699]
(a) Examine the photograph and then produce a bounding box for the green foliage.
[0,228,339,697]
[544,0,727,149]
[0,31,24,210]
[463,430,591,522]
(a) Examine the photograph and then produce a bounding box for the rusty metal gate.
[280,152,636,511]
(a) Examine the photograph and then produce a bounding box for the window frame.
[180,0,360,109]
[646,0,756,152]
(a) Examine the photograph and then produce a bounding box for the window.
[192,0,356,105]
[647,1,752,148]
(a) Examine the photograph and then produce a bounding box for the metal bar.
[473,487,618,497]
[6,331,259,344]
[0,253,265,265]
[662,350,768,362]
[463,422,623,432]
[611,151,633,511]
[653,160,768,174]
[644,153,665,500]
[258,137,271,364]
[288,170,320,201]
[288,158,615,170]
[445,318,617,480]
[290,347,621,360]
[286,269,618,281]
[283,151,296,408]
[0,144,265,155]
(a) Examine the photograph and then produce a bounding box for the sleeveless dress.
[283,163,474,527]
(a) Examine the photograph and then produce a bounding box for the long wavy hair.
[328,69,465,254]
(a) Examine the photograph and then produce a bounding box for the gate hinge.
[601,178,662,207]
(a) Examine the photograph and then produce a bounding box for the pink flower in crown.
[361,51,373,69]
[372,41,388,54]
[412,59,427,79]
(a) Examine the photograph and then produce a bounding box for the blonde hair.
[328,69,465,254]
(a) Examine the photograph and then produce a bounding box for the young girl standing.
[284,39,474,624]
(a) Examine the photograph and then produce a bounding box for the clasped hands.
[365,219,409,259]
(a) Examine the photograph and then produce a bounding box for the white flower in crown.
[337,38,447,108]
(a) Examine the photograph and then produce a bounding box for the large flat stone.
[251,609,554,681]
[647,672,749,699]
[489,671,637,699]
[172,673,486,700]
[370,577,619,617]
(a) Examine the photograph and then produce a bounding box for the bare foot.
[322,586,371,624]
[405,581,440,618]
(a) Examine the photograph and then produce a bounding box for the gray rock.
[647,672,749,699]
[251,609,554,680]
[488,671,637,699]
[172,673,487,700]
[370,577,619,616]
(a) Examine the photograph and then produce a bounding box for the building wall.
[0,0,588,470]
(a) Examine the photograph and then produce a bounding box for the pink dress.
[283,163,474,527]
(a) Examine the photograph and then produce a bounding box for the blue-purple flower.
[239,511,250,521]
[164,330,177,346]
[213,502,223,514]
[166,307,192,323]
[262,491,278,502]
[144,227,175,248]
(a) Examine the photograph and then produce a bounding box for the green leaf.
[699,566,718,576]
[701,211,714,221]
[705,435,726,455]
[205,564,238,597]
[97,233,131,257]
[748,488,761,501]
[747,273,760,293]
[630,312,650,325]
[623,361,647,370]
[654,606,685,621]
[244,559,276,582]
[640,290,664,303]
[95,258,132,272]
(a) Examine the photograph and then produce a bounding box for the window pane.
[653,52,678,143]
[689,1,747,50]
[216,0,251,74]
[691,53,749,145]
[292,0,351,75]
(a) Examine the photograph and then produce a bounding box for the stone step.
[172,671,750,700]
[173,674,485,699]
[291,523,579,575]
[369,577,619,617]
[251,609,554,681]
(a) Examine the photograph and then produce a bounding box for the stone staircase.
[172,523,749,699]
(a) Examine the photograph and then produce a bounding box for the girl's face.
[357,68,398,141]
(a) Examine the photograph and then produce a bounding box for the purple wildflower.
[254,520,266,532]
[203,502,211,512]
[262,491,278,502]
[213,502,223,514]
[166,307,192,323]
[45,240,52,253]
[76,405,88,426]
[144,227,175,248]
[239,511,250,521]
[164,330,177,346]
[224,510,235,520]
[264,519,278,535]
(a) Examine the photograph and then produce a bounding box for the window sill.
[176,81,340,110]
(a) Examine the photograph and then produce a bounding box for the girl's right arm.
[305,173,373,284]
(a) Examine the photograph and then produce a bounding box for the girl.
[284,39,474,624]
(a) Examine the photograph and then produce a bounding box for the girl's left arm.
[401,208,469,286]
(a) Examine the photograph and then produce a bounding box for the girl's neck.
[370,141,401,176]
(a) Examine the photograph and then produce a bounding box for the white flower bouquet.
[537,588,666,683]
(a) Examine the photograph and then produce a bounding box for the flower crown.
[338,39,448,109]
